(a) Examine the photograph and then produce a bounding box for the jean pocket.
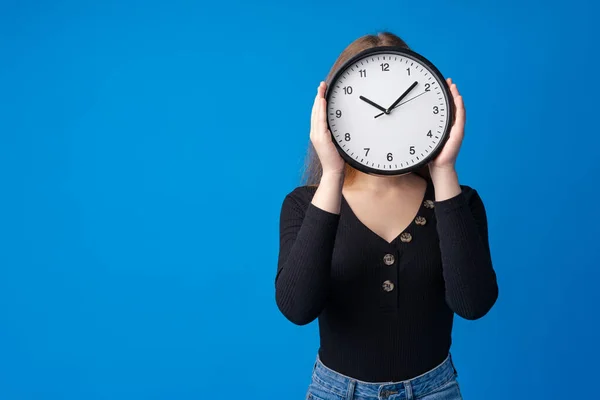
[306,392,329,400]
[306,382,345,400]
[419,378,462,400]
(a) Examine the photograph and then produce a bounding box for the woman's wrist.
[430,167,462,202]
[311,171,344,215]
[321,170,345,182]
[319,171,345,195]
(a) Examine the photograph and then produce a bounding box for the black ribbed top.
[275,178,498,382]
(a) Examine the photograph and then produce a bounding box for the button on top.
[382,280,395,292]
[423,199,435,209]
[400,232,412,243]
[383,253,395,265]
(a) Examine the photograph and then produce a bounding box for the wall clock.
[325,46,454,176]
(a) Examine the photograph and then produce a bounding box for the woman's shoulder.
[279,185,318,217]
[459,183,477,196]
[433,182,486,212]
[283,184,318,206]
[459,183,484,202]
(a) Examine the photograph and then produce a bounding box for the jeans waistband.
[312,353,457,399]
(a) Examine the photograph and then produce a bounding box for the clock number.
[364,148,370,156]
[406,68,410,76]
[345,133,351,141]
[359,69,367,77]
[335,110,342,118]
[427,130,432,137]
[425,83,430,92]
[343,86,353,95]
[433,106,439,114]
[380,63,389,71]
[409,146,415,155]
[387,152,393,161]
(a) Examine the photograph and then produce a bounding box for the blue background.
[1,0,598,398]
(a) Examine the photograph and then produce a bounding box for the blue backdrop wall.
[1,0,598,398]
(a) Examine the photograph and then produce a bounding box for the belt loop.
[404,381,413,400]
[346,379,356,400]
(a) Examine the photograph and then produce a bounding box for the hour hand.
[359,95,388,114]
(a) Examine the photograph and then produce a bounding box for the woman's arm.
[432,170,499,320]
[275,172,343,325]
[427,79,498,320]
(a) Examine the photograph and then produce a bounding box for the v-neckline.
[341,178,433,246]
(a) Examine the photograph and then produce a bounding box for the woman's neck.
[344,171,424,194]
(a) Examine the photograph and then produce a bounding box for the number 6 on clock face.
[325,46,454,176]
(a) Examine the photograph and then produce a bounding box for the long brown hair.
[300,31,431,187]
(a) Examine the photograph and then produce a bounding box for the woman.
[275,32,498,400]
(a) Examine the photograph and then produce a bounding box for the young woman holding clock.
[275,32,498,400]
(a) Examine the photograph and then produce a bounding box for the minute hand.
[374,91,427,118]
[386,81,419,113]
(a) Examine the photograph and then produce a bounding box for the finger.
[318,97,327,137]
[319,83,329,133]
[318,81,326,100]
[449,82,457,97]
[311,82,321,130]
[453,94,465,130]
[314,86,322,133]
[313,82,324,116]
[454,92,464,114]
[456,95,465,122]
[315,82,326,120]
[450,84,462,111]
[450,83,463,110]
[454,84,465,116]
[450,83,460,96]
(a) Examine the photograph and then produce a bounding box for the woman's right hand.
[311,81,345,176]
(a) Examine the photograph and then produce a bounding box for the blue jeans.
[305,353,463,400]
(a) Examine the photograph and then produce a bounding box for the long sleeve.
[434,186,498,320]
[275,190,340,325]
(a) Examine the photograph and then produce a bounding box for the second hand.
[374,91,427,119]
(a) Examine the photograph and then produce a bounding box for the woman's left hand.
[428,78,465,173]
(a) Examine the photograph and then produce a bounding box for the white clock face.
[326,50,451,174]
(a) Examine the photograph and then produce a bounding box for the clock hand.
[386,81,418,113]
[359,95,388,114]
[374,90,427,119]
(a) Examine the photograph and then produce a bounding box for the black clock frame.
[324,46,455,176]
